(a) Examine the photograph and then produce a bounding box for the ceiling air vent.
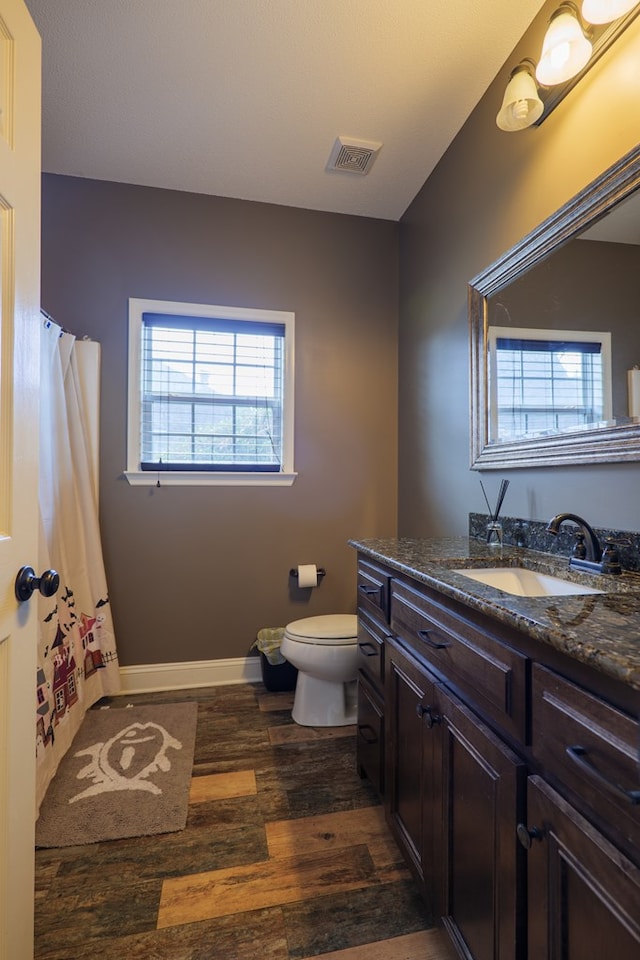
[326,137,382,175]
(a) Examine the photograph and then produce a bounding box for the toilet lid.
[285,614,358,645]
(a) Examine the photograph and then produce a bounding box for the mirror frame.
[470,143,640,470]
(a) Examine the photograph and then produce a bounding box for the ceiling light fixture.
[496,60,544,131]
[582,0,639,23]
[496,0,640,132]
[536,3,592,86]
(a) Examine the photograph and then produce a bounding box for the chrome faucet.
[546,513,623,575]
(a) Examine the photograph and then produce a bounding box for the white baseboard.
[118,656,262,694]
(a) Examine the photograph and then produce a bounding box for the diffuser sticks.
[480,478,509,544]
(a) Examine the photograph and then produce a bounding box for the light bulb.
[536,4,593,85]
[550,39,572,72]
[512,101,530,122]
[582,0,639,24]
[496,62,544,131]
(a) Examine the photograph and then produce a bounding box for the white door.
[0,2,41,959]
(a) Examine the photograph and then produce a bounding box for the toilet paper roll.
[629,369,640,418]
[297,564,319,588]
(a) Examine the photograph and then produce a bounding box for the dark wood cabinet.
[391,578,528,742]
[385,633,526,959]
[531,663,640,858]
[356,672,384,794]
[523,775,640,960]
[384,635,438,906]
[354,549,640,960]
[357,558,391,623]
[434,685,526,960]
[356,560,390,797]
[357,607,385,691]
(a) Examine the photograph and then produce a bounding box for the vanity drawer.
[532,664,640,855]
[357,673,384,796]
[357,559,391,624]
[357,607,387,695]
[391,579,528,743]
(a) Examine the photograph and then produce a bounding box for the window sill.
[124,470,297,487]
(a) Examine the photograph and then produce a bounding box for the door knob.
[15,566,60,602]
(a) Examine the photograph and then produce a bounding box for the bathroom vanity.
[351,537,640,960]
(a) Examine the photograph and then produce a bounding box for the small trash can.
[254,627,298,693]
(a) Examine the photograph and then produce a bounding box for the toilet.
[280,614,359,726]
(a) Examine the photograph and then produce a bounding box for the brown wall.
[399,3,640,536]
[41,177,398,665]
[41,2,640,665]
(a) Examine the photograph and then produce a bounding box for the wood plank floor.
[34,683,456,960]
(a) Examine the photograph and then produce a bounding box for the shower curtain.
[36,318,121,813]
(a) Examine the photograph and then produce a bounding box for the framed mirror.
[470,143,640,469]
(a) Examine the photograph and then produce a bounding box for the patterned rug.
[35,701,198,847]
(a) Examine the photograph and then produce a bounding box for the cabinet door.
[523,775,640,960]
[385,636,438,908]
[434,685,526,960]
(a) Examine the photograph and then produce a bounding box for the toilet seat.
[285,614,357,646]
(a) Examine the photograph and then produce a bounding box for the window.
[488,326,612,443]
[126,299,296,486]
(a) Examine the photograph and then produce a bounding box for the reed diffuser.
[480,479,509,545]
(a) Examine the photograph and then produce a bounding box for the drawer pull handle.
[416,703,442,728]
[516,823,545,850]
[359,584,380,597]
[358,642,378,657]
[417,628,450,650]
[566,745,640,805]
[358,724,378,745]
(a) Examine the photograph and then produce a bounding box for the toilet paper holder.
[289,567,326,582]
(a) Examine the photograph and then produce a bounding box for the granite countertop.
[349,537,640,693]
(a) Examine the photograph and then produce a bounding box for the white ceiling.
[24,0,547,221]
[581,190,640,244]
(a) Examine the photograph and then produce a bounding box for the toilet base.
[291,674,357,727]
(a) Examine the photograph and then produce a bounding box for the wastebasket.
[254,627,298,693]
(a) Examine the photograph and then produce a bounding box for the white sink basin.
[456,566,603,597]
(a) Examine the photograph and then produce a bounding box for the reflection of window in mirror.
[487,327,612,443]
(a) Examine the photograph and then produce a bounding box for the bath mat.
[36,701,198,847]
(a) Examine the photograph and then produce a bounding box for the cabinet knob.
[416,703,441,728]
[516,822,544,850]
